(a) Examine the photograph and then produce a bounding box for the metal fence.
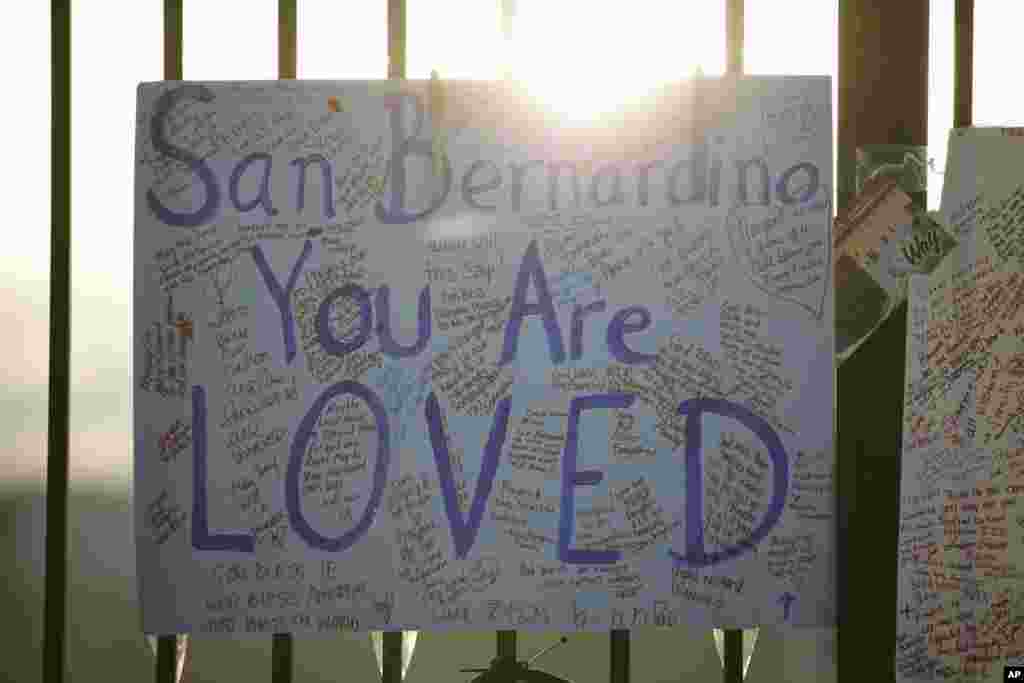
[41,1,976,682]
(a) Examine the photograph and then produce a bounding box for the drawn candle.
[143,329,154,389]
[176,315,191,388]
[166,328,176,381]
[179,329,186,381]
[164,294,177,388]
[154,322,164,391]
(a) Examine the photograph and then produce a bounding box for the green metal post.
[153,4,183,680]
[381,6,406,683]
[723,630,743,683]
[610,630,629,683]
[43,2,71,683]
[164,0,182,81]
[388,0,406,79]
[954,0,974,128]
[271,3,298,682]
[497,630,516,658]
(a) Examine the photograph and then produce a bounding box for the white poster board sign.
[133,78,835,635]
[896,128,1024,681]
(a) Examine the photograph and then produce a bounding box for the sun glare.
[508,0,725,122]
[403,0,726,122]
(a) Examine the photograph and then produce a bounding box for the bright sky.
[7,0,1017,491]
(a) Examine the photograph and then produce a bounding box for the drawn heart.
[725,187,831,321]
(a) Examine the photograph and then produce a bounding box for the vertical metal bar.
[382,631,404,683]
[954,0,974,127]
[279,0,297,79]
[711,12,749,681]
[154,5,183,680]
[155,637,177,683]
[164,0,182,80]
[388,0,406,79]
[271,633,293,683]
[43,3,71,683]
[723,629,743,683]
[497,630,516,658]
[837,3,928,682]
[382,1,406,676]
[610,630,629,683]
[726,0,744,75]
[382,4,406,678]
[500,0,516,79]
[271,5,297,681]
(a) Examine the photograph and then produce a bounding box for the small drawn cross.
[778,592,796,621]
[900,603,914,620]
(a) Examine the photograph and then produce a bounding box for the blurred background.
[7,0,1019,680]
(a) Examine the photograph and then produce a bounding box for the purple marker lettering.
[500,240,565,365]
[251,239,313,364]
[286,381,391,551]
[559,393,634,564]
[425,392,511,558]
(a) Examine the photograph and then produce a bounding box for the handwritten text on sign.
[134,79,835,635]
